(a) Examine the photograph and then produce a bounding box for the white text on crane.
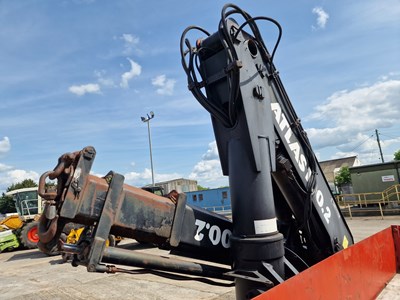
[271,102,331,224]
[271,102,312,182]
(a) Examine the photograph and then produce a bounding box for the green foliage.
[197,185,209,191]
[6,179,37,192]
[0,194,16,214]
[334,166,351,186]
[394,149,400,161]
[1,179,38,214]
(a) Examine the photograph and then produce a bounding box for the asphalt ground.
[1,215,399,300]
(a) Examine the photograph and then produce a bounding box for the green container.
[350,161,400,193]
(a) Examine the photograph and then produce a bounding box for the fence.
[203,205,232,216]
[335,184,400,219]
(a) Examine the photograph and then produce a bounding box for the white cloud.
[94,70,115,87]
[120,58,142,88]
[120,33,140,55]
[305,77,400,163]
[69,83,101,96]
[151,74,176,96]
[189,141,228,188]
[124,142,227,189]
[308,79,400,134]
[0,163,13,172]
[0,168,39,193]
[0,137,11,155]
[8,169,39,182]
[201,141,219,160]
[312,7,329,29]
[156,172,182,183]
[121,33,139,45]
[124,167,181,187]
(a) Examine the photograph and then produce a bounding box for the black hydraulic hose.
[219,4,284,126]
[181,4,317,194]
[232,16,282,63]
[180,26,233,127]
[181,4,285,129]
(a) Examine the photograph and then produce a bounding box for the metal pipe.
[61,243,84,255]
[147,120,155,186]
[101,246,232,281]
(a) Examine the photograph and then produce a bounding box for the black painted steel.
[180,4,353,298]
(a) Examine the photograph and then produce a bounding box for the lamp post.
[141,111,155,186]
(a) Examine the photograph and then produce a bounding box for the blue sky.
[1,0,399,193]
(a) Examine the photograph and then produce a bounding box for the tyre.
[19,221,39,249]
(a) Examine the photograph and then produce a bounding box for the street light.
[141,111,155,186]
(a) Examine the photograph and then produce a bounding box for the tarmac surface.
[1,215,399,299]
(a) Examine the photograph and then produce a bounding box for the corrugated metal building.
[350,161,400,193]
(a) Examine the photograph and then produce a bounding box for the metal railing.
[203,205,232,216]
[18,199,39,218]
[335,184,400,219]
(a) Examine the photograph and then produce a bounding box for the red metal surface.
[393,226,400,272]
[256,225,400,300]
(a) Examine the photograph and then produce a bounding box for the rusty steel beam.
[38,146,233,274]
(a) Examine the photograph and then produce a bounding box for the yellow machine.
[65,227,120,246]
[0,214,24,231]
[61,226,121,262]
[0,188,44,252]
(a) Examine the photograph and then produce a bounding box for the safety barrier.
[203,205,232,216]
[336,184,400,219]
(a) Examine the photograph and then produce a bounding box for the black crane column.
[228,134,285,298]
[190,19,285,298]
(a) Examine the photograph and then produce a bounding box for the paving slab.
[346,215,400,242]
[377,274,400,300]
[1,215,399,299]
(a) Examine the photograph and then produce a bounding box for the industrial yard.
[0,2,399,299]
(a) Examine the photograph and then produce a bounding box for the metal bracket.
[225,269,274,287]
[86,171,125,272]
[261,262,284,284]
[283,257,299,277]
[169,193,187,247]
[226,260,285,288]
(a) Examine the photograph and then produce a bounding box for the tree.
[0,179,38,214]
[6,179,37,192]
[0,193,16,214]
[334,166,351,187]
[197,185,209,191]
[394,149,400,161]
